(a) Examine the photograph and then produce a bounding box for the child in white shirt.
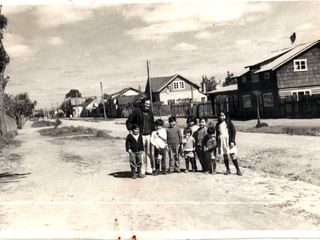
[151,119,168,175]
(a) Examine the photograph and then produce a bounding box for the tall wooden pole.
[100,82,107,119]
[147,61,153,112]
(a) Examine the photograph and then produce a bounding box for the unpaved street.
[0,119,320,239]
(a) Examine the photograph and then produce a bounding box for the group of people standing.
[125,97,242,179]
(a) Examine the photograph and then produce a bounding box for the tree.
[201,75,220,92]
[65,89,81,99]
[60,99,72,117]
[14,92,37,117]
[222,71,237,87]
[0,7,10,136]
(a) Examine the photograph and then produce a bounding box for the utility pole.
[147,61,153,112]
[64,97,66,118]
[100,82,107,119]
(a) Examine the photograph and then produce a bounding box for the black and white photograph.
[0,1,320,239]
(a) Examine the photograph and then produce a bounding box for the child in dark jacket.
[203,126,217,174]
[125,124,145,179]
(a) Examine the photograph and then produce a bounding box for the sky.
[2,1,320,109]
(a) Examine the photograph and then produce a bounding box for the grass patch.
[241,126,320,136]
[38,125,116,139]
[0,134,21,150]
[31,120,55,128]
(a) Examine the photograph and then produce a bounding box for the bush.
[54,118,62,129]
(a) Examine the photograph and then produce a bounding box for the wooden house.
[231,40,320,118]
[145,74,207,105]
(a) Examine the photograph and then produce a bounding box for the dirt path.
[0,119,319,238]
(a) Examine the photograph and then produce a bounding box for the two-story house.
[234,40,320,118]
[145,74,207,105]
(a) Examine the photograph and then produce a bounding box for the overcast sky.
[2,1,320,109]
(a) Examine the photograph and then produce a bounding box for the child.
[203,126,217,174]
[194,117,207,172]
[151,119,168,175]
[186,116,199,172]
[182,128,196,173]
[125,124,145,179]
[215,111,242,176]
[166,116,182,174]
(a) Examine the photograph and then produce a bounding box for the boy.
[203,126,217,174]
[166,116,182,173]
[182,128,196,173]
[150,119,168,175]
[125,124,145,179]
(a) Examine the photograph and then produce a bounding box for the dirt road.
[0,119,319,239]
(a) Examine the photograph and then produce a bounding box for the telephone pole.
[100,82,107,119]
[147,61,153,112]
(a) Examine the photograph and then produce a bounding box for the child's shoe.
[138,167,146,178]
[132,174,137,179]
[153,170,160,176]
[185,169,189,173]
[162,170,168,175]
[204,171,210,174]
[224,170,231,175]
[211,171,217,175]
[236,170,242,176]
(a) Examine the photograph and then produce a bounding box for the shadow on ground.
[0,172,31,183]
[109,171,133,178]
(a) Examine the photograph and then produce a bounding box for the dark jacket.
[126,108,155,134]
[215,120,236,147]
[202,135,217,152]
[126,133,144,153]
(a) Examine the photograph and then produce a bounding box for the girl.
[215,111,242,176]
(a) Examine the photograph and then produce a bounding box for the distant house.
[145,74,207,105]
[69,97,87,117]
[213,40,320,118]
[107,87,141,117]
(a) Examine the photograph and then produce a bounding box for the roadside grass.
[239,148,320,186]
[0,133,22,173]
[38,125,122,139]
[31,120,55,128]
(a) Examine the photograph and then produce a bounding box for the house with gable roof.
[145,74,207,105]
[230,40,320,118]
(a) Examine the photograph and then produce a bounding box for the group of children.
[125,111,242,179]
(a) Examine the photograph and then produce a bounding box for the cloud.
[35,5,97,28]
[48,37,64,46]
[195,31,214,40]
[6,44,33,58]
[3,33,25,46]
[172,42,197,51]
[124,2,271,41]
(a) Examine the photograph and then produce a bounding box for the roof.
[148,74,200,93]
[231,69,249,78]
[206,84,238,94]
[117,95,137,105]
[85,98,103,110]
[70,97,86,106]
[109,87,141,100]
[255,40,320,73]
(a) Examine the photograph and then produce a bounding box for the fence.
[0,114,18,136]
[279,94,320,118]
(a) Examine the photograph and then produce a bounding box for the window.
[173,81,185,90]
[291,89,311,101]
[243,95,252,108]
[251,69,259,82]
[263,93,273,107]
[168,85,172,91]
[264,72,270,80]
[294,59,308,71]
[241,76,246,83]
